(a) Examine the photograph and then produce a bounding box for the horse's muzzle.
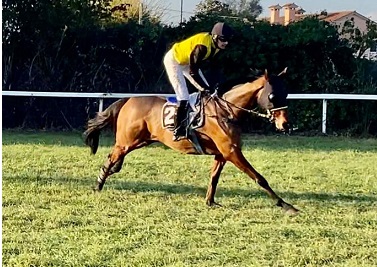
[282,121,291,132]
[272,109,290,132]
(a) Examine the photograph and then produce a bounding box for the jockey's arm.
[189,45,210,91]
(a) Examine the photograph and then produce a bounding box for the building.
[265,3,377,60]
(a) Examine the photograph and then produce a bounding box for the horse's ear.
[278,67,288,76]
[264,69,269,80]
[249,68,261,76]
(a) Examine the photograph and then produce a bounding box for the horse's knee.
[221,145,240,162]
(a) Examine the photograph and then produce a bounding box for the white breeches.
[163,49,209,101]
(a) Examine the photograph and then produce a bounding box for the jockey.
[163,22,234,141]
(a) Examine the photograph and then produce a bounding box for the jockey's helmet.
[211,22,234,39]
[211,22,233,49]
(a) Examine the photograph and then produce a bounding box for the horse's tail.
[83,98,128,155]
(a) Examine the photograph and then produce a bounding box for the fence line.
[3,91,377,134]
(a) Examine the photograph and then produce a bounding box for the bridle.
[206,67,289,123]
[209,88,288,123]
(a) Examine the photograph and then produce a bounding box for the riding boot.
[173,100,188,141]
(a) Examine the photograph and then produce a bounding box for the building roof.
[320,11,374,23]
[269,4,282,9]
[319,11,354,22]
[282,3,298,8]
[261,3,375,25]
[262,11,369,23]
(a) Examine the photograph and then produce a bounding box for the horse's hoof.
[279,201,300,216]
[285,207,300,216]
[92,187,102,192]
[206,200,222,207]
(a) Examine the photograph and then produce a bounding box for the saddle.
[161,92,205,153]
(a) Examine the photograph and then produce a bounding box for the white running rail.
[3,91,377,134]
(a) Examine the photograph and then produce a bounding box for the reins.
[218,96,270,118]
[207,89,288,122]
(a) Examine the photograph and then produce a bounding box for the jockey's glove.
[197,85,211,92]
[200,89,211,97]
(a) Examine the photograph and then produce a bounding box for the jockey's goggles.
[218,36,229,42]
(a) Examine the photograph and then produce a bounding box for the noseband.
[265,106,289,122]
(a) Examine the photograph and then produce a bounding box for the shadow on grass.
[110,180,377,203]
[3,129,377,152]
[5,175,377,205]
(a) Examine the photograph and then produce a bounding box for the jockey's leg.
[163,49,189,101]
[173,100,188,140]
[163,49,190,141]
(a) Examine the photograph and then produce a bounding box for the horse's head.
[257,69,290,132]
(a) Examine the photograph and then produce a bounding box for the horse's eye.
[268,93,275,101]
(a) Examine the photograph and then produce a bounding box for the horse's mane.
[216,75,259,96]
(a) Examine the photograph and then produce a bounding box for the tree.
[109,0,165,24]
[341,19,377,59]
[2,0,113,89]
[224,0,262,20]
[194,0,262,21]
[195,0,233,17]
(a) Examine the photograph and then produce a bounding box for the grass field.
[2,130,377,267]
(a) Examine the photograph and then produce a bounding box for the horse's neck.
[222,78,264,111]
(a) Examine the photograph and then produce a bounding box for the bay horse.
[84,69,299,215]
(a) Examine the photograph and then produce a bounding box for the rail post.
[99,98,104,112]
[322,99,327,134]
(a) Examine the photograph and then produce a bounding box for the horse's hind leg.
[94,140,152,191]
[110,156,124,174]
[94,145,126,191]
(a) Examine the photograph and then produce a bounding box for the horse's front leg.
[206,154,226,206]
[94,145,125,191]
[224,145,299,216]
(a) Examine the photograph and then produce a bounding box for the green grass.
[2,130,377,267]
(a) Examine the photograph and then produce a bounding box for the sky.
[159,0,377,24]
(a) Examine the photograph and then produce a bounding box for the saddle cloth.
[161,92,204,131]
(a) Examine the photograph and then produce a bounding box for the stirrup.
[172,127,186,141]
[173,135,184,141]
